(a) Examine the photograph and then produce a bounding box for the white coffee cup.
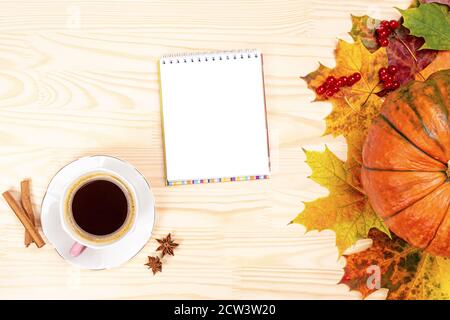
[60,169,138,257]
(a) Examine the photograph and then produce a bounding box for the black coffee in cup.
[71,179,129,236]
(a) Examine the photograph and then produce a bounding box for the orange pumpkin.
[362,69,450,258]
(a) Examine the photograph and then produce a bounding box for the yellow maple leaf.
[416,51,450,80]
[302,39,388,139]
[296,39,391,256]
[292,147,390,255]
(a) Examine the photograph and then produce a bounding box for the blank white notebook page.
[159,49,270,185]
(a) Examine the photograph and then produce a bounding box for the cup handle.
[70,242,86,257]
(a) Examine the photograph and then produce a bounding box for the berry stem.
[374,80,386,94]
[416,71,426,81]
[361,82,382,107]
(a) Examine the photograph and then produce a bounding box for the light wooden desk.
[0,0,408,299]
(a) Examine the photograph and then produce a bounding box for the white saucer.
[41,156,155,270]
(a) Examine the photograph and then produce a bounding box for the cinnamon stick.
[3,191,45,248]
[21,180,35,247]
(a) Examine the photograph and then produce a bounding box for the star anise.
[145,256,162,275]
[156,233,179,257]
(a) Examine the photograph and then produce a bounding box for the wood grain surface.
[0,0,408,299]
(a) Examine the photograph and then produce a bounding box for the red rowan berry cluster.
[376,20,400,47]
[316,73,361,98]
[378,65,400,91]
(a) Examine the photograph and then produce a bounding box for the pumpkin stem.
[447,161,450,178]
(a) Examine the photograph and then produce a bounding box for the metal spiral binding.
[160,49,260,65]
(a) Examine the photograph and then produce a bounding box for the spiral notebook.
[159,49,270,186]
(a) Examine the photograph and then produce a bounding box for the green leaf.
[399,3,450,50]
